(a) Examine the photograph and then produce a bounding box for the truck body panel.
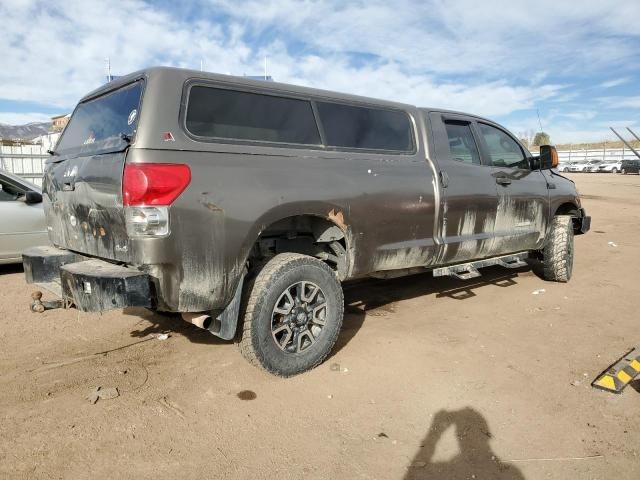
[36,66,586,315]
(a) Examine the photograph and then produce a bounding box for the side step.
[433,252,529,280]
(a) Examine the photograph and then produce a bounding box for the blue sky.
[1,0,639,143]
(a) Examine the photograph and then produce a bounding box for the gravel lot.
[1,173,639,480]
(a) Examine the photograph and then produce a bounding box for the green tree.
[533,132,551,146]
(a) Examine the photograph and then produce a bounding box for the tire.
[543,215,574,282]
[622,169,627,175]
[611,168,618,174]
[236,253,344,377]
[563,168,569,173]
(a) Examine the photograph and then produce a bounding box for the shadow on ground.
[404,408,525,480]
[124,263,532,354]
[0,263,24,275]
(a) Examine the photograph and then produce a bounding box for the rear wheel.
[622,168,627,175]
[542,215,574,282]
[236,253,344,377]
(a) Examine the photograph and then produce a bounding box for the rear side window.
[444,121,481,165]
[316,102,413,151]
[186,86,321,145]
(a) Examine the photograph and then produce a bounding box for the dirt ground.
[1,173,639,480]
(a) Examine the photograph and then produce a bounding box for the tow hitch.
[23,246,154,313]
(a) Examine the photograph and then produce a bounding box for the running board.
[433,252,529,281]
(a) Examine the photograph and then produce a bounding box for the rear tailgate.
[44,151,130,262]
[43,81,144,263]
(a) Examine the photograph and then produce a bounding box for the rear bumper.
[23,246,153,312]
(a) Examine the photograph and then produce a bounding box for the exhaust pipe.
[181,312,212,330]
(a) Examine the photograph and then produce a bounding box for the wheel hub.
[271,281,327,353]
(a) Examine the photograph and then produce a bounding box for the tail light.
[123,163,191,206]
[123,163,191,237]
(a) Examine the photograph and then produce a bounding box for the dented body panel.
[37,67,586,315]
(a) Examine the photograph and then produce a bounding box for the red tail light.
[123,163,191,206]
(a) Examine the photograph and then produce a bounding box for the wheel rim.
[271,281,327,354]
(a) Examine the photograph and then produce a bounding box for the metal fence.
[530,147,638,164]
[0,145,48,187]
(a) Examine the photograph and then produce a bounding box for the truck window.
[186,86,321,145]
[316,102,413,152]
[444,121,481,165]
[478,123,529,169]
[56,81,143,156]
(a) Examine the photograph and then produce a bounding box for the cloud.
[597,96,640,110]
[0,112,55,125]
[1,0,638,143]
[600,78,631,89]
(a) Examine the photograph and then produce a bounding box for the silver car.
[0,169,48,264]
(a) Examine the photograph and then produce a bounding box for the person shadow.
[404,408,525,480]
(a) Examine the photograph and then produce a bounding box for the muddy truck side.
[23,67,590,376]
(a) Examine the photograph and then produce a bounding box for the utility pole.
[264,56,268,80]
[106,57,111,82]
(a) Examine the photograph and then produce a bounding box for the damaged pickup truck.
[23,67,590,376]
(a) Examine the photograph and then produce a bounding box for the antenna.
[200,59,204,72]
[264,56,268,80]
[536,108,544,132]
[106,57,111,82]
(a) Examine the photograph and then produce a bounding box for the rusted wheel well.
[249,215,351,280]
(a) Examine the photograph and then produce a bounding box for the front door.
[429,112,499,264]
[475,122,550,255]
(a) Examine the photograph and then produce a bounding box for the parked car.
[0,169,48,264]
[585,160,603,172]
[556,161,573,172]
[569,160,600,172]
[597,161,622,173]
[621,159,640,174]
[23,67,590,376]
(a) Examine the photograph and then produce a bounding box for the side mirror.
[539,145,559,170]
[22,191,43,204]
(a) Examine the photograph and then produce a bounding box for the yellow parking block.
[592,347,640,394]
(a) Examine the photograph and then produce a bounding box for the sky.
[1,0,639,144]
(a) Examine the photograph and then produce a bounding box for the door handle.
[496,176,512,186]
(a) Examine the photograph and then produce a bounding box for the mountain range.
[0,122,52,140]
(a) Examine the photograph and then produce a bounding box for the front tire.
[236,253,344,377]
[543,215,574,282]
[612,167,618,174]
[622,168,627,175]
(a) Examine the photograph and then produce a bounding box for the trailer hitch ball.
[30,291,46,313]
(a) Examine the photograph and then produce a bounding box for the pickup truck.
[23,67,590,376]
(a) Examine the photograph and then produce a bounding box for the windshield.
[55,81,143,156]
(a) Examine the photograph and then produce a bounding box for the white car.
[556,161,573,172]
[597,161,622,173]
[570,160,600,172]
[0,170,48,264]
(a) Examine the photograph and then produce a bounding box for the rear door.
[475,122,549,254]
[429,112,499,264]
[43,81,144,262]
[0,173,48,262]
